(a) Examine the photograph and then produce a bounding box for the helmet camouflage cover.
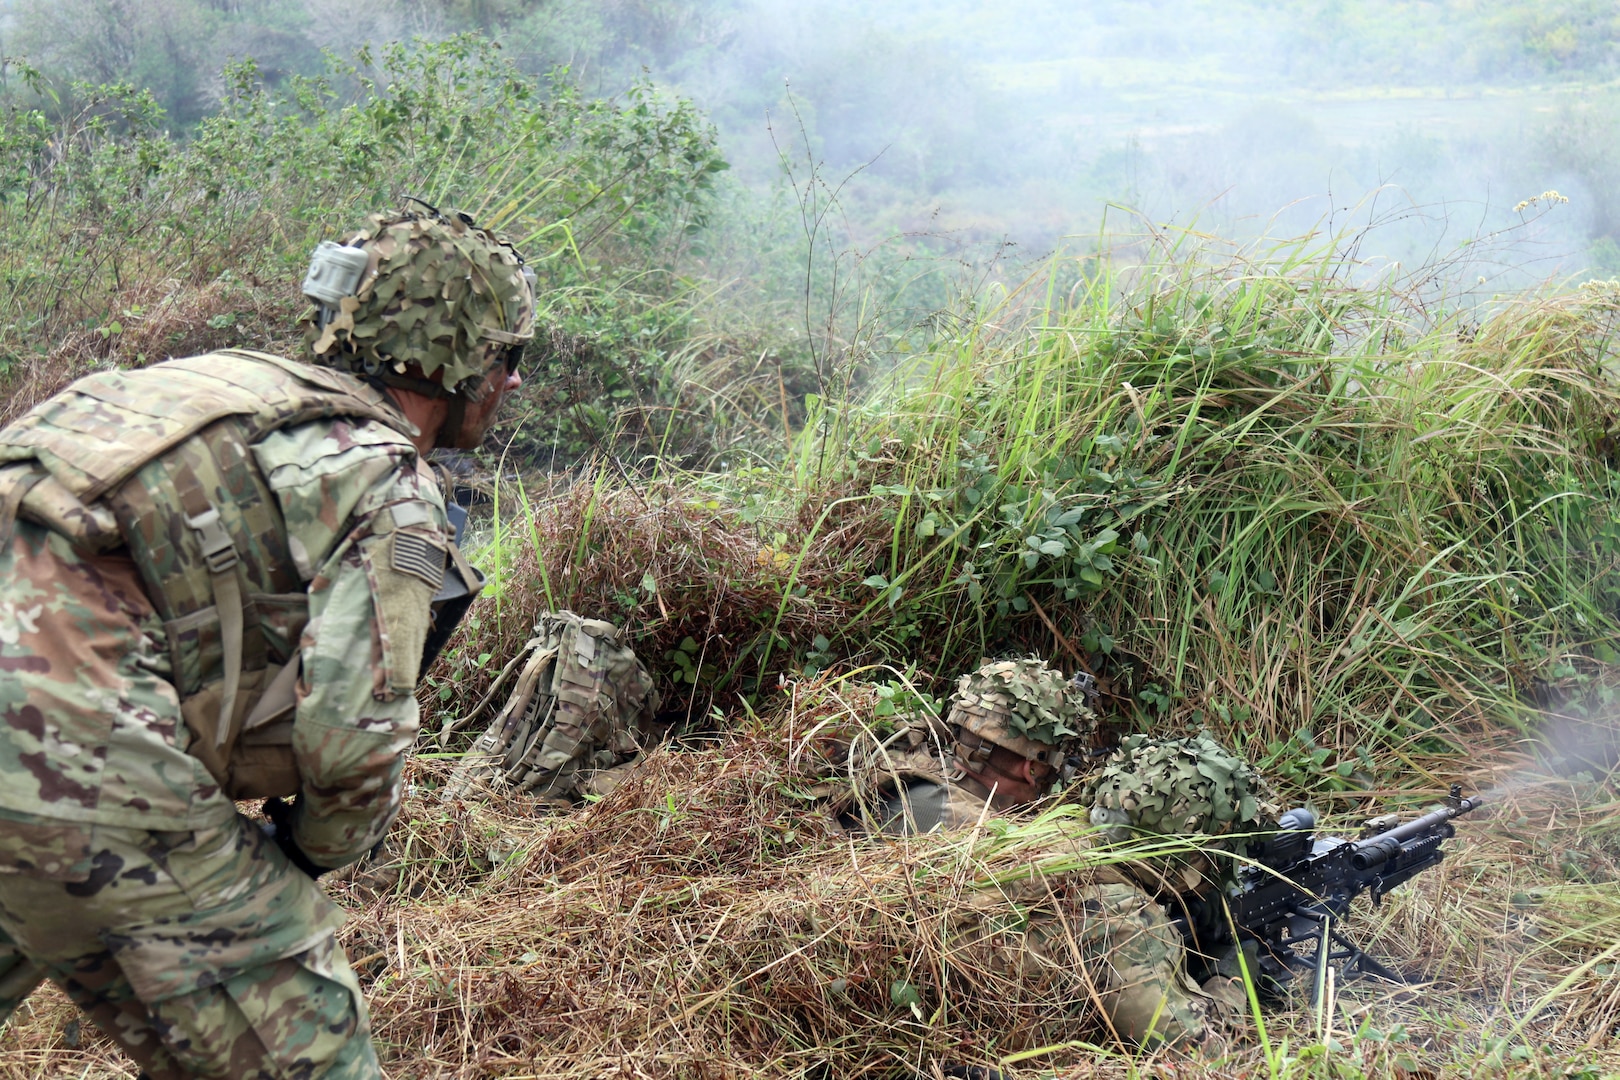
[1089,732,1278,841]
[304,208,535,397]
[947,658,1097,763]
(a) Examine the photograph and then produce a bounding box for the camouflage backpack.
[441,611,661,803]
[0,349,445,800]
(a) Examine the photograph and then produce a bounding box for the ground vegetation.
[0,21,1616,1080]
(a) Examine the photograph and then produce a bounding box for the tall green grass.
[824,235,1620,771]
[537,228,1620,785]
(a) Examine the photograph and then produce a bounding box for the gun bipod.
[1259,904,1406,1004]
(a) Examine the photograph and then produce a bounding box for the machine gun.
[1175,784,1483,1002]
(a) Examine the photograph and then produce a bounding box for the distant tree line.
[1,0,1616,266]
[1265,0,1620,84]
[0,0,736,126]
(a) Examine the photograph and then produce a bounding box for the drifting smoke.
[1535,712,1620,778]
[5,0,1616,283]
[657,0,1614,286]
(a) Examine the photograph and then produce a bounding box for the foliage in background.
[2,0,319,125]
[1264,0,1620,83]
[444,229,1620,799]
[1540,88,1620,266]
[0,35,752,463]
[9,0,1618,273]
[0,0,741,124]
[832,240,1620,780]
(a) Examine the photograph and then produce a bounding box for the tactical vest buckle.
[184,507,240,574]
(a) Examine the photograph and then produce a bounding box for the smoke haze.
[4,0,1618,282]
[663,0,1613,284]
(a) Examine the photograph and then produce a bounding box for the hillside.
[0,25,1616,1080]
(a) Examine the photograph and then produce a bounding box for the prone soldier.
[0,206,534,1077]
[837,660,1266,1052]
[457,644,1263,1051]
[843,658,1098,835]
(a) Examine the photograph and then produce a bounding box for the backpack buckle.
[955,731,993,773]
[184,507,239,574]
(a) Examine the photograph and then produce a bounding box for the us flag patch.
[392,531,447,589]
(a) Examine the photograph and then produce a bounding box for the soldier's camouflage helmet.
[947,658,1096,766]
[1089,732,1278,842]
[302,208,535,398]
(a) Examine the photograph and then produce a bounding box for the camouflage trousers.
[954,879,1220,1050]
[0,813,380,1079]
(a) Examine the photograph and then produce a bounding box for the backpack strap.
[0,463,45,550]
[173,470,244,749]
[441,640,559,801]
[242,659,300,733]
[435,646,529,746]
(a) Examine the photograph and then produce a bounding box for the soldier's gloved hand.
[260,796,333,880]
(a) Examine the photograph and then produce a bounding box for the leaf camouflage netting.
[305,209,533,392]
[1089,733,1280,840]
[951,658,1096,753]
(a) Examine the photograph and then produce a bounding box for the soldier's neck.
[384,387,447,455]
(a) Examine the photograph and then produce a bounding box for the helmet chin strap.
[436,394,469,449]
[430,354,504,449]
[359,353,499,449]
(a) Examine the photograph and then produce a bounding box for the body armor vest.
[0,350,424,798]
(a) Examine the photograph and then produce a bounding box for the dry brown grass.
[0,277,301,428]
[3,730,1616,1080]
[432,478,897,737]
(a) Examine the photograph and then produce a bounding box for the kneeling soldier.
[0,206,534,1077]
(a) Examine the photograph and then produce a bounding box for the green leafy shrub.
[0,35,734,460]
[458,232,1620,784]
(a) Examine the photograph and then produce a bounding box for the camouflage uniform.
[0,353,445,1076]
[949,862,1222,1050]
[850,658,1093,836]
[846,661,1224,1050]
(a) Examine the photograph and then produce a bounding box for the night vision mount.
[301,238,538,333]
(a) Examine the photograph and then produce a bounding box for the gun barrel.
[1349,794,1482,870]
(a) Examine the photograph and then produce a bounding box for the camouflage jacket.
[857,773,1001,835]
[0,352,445,869]
[839,722,1001,836]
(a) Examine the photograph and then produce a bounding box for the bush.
[446,231,1620,793]
[0,35,733,458]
